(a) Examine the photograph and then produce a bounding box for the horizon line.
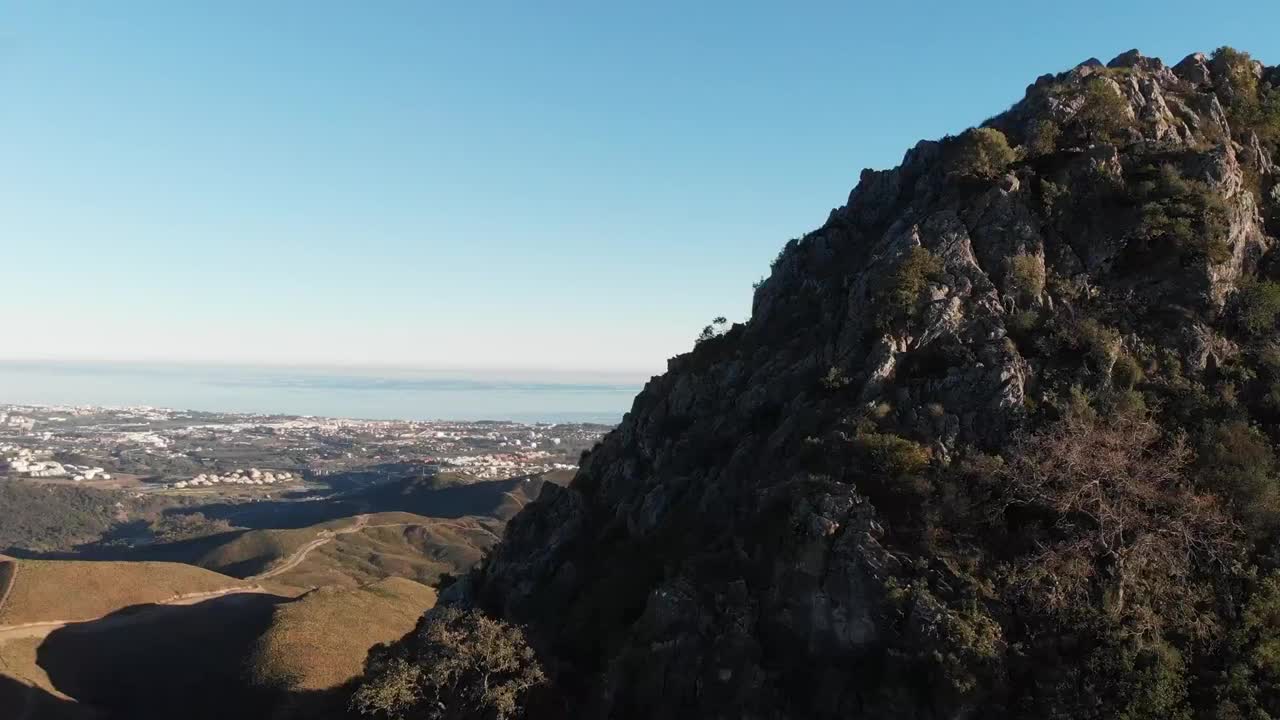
[0,355,661,383]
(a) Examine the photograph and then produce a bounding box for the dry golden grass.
[248,577,436,692]
[0,636,63,696]
[0,559,244,625]
[269,513,499,590]
[195,517,361,578]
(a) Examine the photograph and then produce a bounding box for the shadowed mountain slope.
[389,48,1280,719]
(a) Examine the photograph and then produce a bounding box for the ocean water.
[0,361,642,424]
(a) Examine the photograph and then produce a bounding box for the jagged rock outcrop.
[431,49,1280,719]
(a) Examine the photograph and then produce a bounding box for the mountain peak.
[377,49,1280,718]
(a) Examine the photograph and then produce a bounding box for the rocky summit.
[382,49,1280,719]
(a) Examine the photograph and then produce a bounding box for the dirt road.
[0,513,377,643]
[0,584,272,645]
[249,513,371,581]
[0,560,18,622]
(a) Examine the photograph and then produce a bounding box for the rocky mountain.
[366,49,1280,719]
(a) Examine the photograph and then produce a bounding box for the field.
[248,577,437,692]
[0,559,246,625]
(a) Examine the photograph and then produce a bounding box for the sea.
[0,361,642,424]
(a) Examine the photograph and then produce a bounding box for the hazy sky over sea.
[3,1,1278,374]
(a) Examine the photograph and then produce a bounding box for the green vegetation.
[1059,317,1121,371]
[1198,421,1280,534]
[352,606,546,720]
[150,512,237,542]
[1212,46,1280,150]
[1217,574,1280,718]
[0,479,186,553]
[1126,162,1232,265]
[1006,254,1045,301]
[855,431,931,477]
[1074,76,1133,141]
[696,316,729,344]
[875,246,944,330]
[1024,118,1060,156]
[1237,280,1280,335]
[1111,354,1144,390]
[819,366,850,390]
[948,127,1017,179]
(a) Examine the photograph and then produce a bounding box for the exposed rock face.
[459,50,1280,718]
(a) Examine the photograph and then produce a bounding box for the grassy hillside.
[0,559,245,625]
[0,636,96,719]
[271,513,500,590]
[248,577,437,692]
[193,512,499,591]
[36,592,284,720]
[193,516,359,578]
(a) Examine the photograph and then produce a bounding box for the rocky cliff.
[430,49,1280,719]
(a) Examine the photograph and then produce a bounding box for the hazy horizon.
[0,359,639,423]
[5,2,1280,375]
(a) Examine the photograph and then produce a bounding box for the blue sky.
[2,2,1278,379]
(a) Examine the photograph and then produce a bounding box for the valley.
[0,405,599,718]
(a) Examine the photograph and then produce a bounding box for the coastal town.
[0,404,609,494]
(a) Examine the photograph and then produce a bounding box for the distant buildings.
[1,446,111,481]
[171,468,296,489]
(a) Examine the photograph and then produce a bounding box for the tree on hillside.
[351,606,546,720]
[999,408,1239,635]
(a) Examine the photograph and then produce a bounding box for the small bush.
[1074,77,1132,142]
[820,366,850,390]
[1198,420,1280,534]
[696,316,729,344]
[1212,47,1280,150]
[1126,163,1232,266]
[1007,255,1045,301]
[1008,309,1040,338]
[949,127,1017,179]
[1238,281,1280,335]
[856,431,931,477]
[876,246,944,330]
[1059,317,1121,371]
[1024,119,1061,156]
[1112,354,1144,390]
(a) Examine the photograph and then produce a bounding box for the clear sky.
[3,2,1278,379]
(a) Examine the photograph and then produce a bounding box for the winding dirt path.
[0,514,398,717]
[0,559,18,622]
[0,584,271,644]
[0,513,381,644]
[249,513,371,581]
[0,582,270,720]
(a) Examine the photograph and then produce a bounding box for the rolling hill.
[192,512,499,591]
[248,577,437,693]
[0,559,250,626]
[192,516,363,579]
